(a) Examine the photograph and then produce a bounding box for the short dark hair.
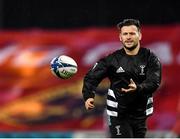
[117,19,141,31]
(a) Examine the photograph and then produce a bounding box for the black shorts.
[107,115,147,138]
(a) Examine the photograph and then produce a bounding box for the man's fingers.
[121,88,130,93]
[121,88,126,92]
[129,79,137,89]
[128,83,135,88]
[130,78,135,84]
[86,104,94,110]
[120,79,137,93]
[85,98,95,110]
[88,101,94,107]
[121,88,134,93]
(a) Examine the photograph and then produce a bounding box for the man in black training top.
[82,19,161,138]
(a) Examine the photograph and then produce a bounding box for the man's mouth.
[125,41,133,45]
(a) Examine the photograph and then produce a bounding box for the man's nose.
[126,34,131,39]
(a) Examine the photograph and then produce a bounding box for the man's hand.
[121,79,137,93]
[85,98,95,110]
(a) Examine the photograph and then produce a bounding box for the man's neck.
[124,45,140,56]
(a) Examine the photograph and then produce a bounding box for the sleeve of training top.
[82,58,108,101]
[137,52,162,94]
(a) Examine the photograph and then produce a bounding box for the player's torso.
[108,48,150,86]
[106,48,150,114]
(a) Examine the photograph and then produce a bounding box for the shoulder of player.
[103,49,122,61]
[96,49,122,66]
[140,47,150,54]
[140,47,155,58]
[142,47,161,63]
[108,48,123,57]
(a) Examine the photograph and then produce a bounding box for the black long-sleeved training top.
[82,47,161,118]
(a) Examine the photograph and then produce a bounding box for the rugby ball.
[50,55,78,79]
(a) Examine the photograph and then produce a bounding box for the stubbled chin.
[124,43,138,51]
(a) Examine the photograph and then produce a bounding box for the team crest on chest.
[139,65,146,75]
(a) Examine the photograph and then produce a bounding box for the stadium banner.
[0,26,179,134]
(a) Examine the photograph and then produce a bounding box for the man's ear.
[139,32,142,40]
[119,34,122,41]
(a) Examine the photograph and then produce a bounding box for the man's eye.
[130,33,135,35]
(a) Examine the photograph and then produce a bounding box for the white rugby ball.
[50,55,78,79]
